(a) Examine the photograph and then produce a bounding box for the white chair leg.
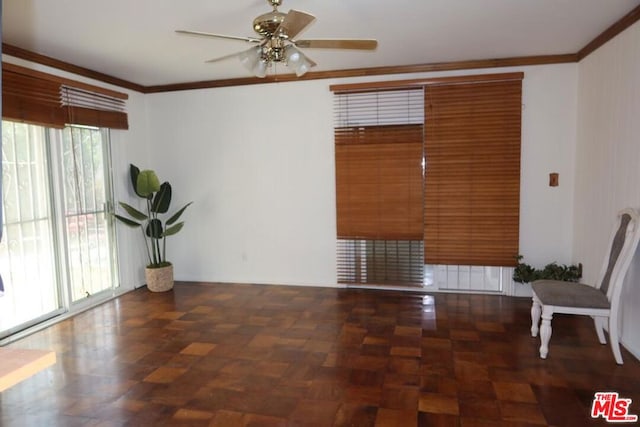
[531,297,541,337]
[594,316,606,344]
[609,314,624,365]
[539,306,554,359]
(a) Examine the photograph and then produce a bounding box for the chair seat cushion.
[532,280,610,309]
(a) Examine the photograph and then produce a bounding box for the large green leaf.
[145,218,163,239]
[163,222,184,236]
[137,170,161,197]
[118,202,148,221]
[129,164,147,199]
[152,182,172,214]
[114,214,141,228]
[166,202,192,226]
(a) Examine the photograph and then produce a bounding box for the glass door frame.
[0,122,120,341]
[48,126,120,310]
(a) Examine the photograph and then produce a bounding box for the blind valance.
[2,63,129,129]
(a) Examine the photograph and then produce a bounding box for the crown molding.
[2,43,146,93]
[143,54,576,93]
[578,4,640,60]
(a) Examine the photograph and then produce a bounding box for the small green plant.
[513,255,582,284]
[114,164,192,268]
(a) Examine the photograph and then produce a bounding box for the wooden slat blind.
[337,239,424,285]
[61,85,128,129]
[334,88,424,240]
[334,88,425,286]
[2,63,128,129]
[336,124,424,239]
[2,68,66,128]
[424,78,522,266]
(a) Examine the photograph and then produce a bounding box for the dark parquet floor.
[1,282,640,426]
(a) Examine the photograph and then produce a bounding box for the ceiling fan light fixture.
[239,46,261,72]
[238,46,269,78]
[293,59,311,77]
[285,45,302,65]
[285,45,313,76]
[254,58,269,78]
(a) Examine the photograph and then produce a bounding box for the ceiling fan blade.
[294,39,378,50]
[175,30,261,43]
[275,9,316,40]
[306,56,317,68]
[204,51,244,64]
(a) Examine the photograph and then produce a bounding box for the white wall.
[575,21,640,359]
[110,93,151,290]
[519,65,577,267]
[146,81,338,286]
[145,64,578,287]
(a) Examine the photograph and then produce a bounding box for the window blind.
[2,67,66,128]
[61,85,128,129]
[334,89,424,240]
[2,63,128,130]
[334,88,425,285]
[424,78,522,267]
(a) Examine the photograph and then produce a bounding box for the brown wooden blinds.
[424,78,522,267]
[3,66,66,128]
[336,124,424,239]
[2,63,129,129]
[334,88,424,240]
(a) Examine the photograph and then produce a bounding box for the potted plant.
[115,164,192,292]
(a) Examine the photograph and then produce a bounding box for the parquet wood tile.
[2,282,640,426]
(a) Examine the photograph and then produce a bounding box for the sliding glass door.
[60,126,117,302]
[0,121,118,338]
[0,122,62,335]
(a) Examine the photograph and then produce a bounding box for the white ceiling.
[3,0,640,87]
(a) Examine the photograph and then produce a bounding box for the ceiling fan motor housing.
[253,11,286,38]
[253,0,289,63]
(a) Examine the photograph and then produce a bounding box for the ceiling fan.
[176,0,378,77]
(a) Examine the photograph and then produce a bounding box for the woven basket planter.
[145,264,174,292]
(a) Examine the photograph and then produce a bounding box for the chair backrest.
[596,208,640,306]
